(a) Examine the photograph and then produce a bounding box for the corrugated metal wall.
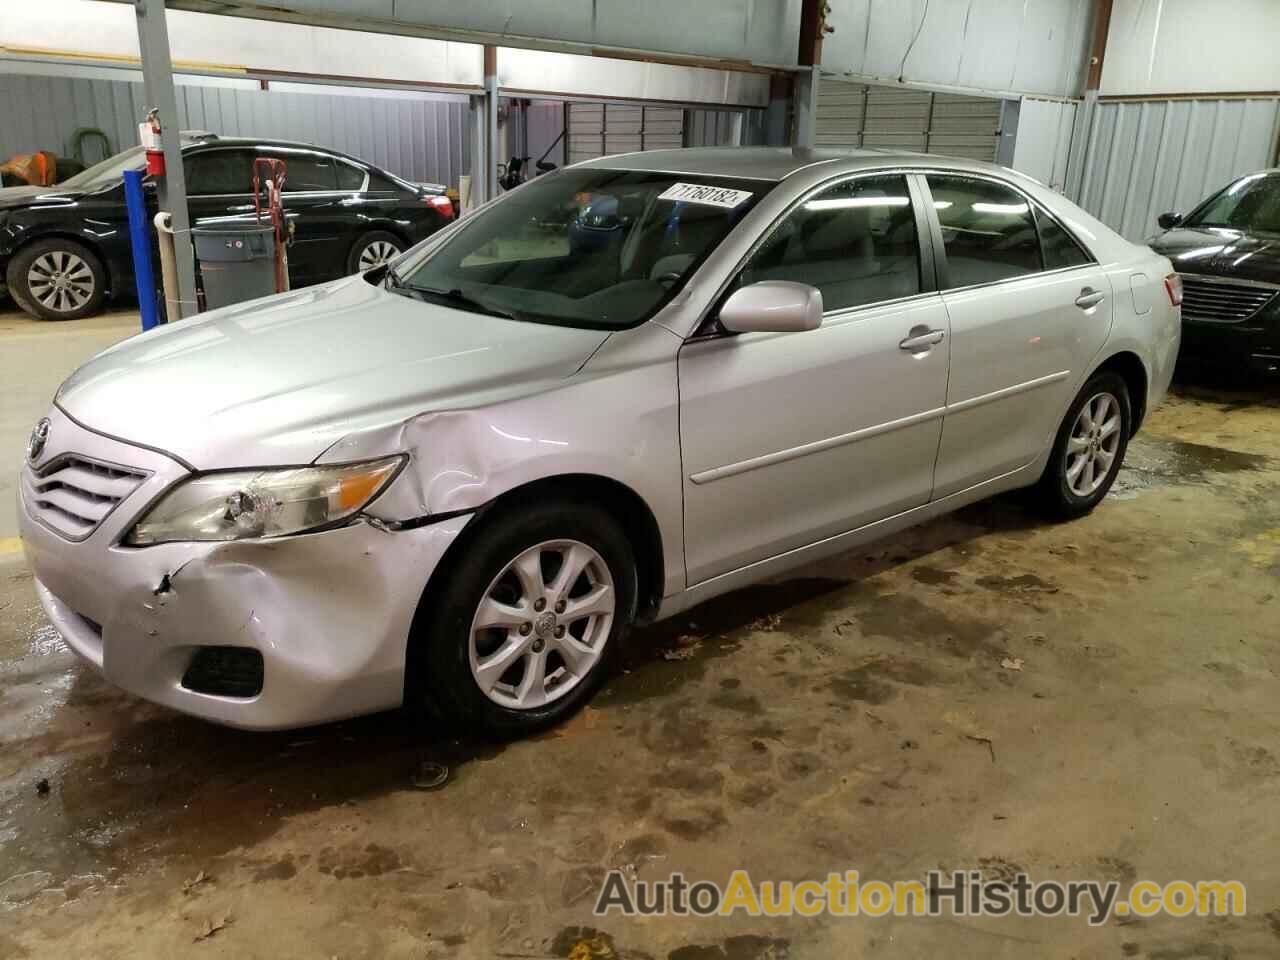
[565,103,685,163]
[1076,97,1280,241]
[815,79,1004,161]
[684,109,765,147]
[0,71,471,187]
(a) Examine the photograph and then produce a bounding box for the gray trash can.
[192,223,276,311]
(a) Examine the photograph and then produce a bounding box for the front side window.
[927,174,1041,287]
[183,150,254,196]
[1185,173,1280,233]
[738,174,921,312]
[396,169,772,329]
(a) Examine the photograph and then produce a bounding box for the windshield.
[395,168,773,329]
[60,146,147,190]
[1185,173,1280,233]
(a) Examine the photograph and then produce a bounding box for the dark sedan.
[0,135,454,320]
[1149,169,1280,375]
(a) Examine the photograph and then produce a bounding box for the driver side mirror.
[1157,211,1183,230]
[719,281,823,334]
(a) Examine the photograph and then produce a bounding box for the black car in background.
[0,135,455,320]
[1149,169,1280,375]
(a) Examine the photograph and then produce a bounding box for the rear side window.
[740,174,921,311]
[335,162,366,191]
[1037,208,1092,269]
[270,154,336,192]
[183,150,254,195]
[926,174,1041,287]
[367,173,404,193]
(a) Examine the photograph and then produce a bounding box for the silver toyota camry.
[18,148,1181,736]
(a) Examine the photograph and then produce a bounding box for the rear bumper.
[18,407,471,730]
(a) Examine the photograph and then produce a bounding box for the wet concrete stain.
[253,856,297,882]
[1115,436,1269,498]
[653,765,725,795]
[0,662,507,899]
[911,566,958,586]
[852,593,1005,660]
[317,843,403,880]
[659,805,728,841]
[974,573,1060,594]
[668,935,791,960]
[828,655,939,704]
[551,926,652,960]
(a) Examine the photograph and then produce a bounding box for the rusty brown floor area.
[2,308,1280,958]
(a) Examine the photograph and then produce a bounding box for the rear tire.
[346,231,404,275]
[6,238,106,320]
[1033,371,1132,521]
[408,500,637,739]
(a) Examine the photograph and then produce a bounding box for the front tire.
[409,501,637,739]
[6,238,106,320]
[347,230,404,274]
[1033,371,1132,520]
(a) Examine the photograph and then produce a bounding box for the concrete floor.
[1,306,1279,958]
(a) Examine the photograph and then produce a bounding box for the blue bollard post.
[122,169,160,331]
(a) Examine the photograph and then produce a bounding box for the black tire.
[408,500,638,739]
[1033,371,1132,521]
[6,238,107,321]
[346,230,404,275]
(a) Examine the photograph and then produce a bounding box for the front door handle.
[227,204,256,212]
[899,327,946,351]
[1075,287,1106,309]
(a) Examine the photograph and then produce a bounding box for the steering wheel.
[656,271,682,288]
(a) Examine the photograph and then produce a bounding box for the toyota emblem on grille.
[27,418,50,464]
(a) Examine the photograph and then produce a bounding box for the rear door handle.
[899,328,946,351]
[1075,287,1106,309]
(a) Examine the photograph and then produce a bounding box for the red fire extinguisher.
[140,108,165,177]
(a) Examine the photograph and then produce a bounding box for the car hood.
[1149,226,1280,285]
[56,275,611,468]
[0,185,84,210]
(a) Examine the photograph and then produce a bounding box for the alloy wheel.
[357,239,400,270]
[27,251,95,313]
[1065,391,1122,497]
[468,539,615,710]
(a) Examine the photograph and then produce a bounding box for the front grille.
[183,647,265,698]
[24,454,148,540]
[1180,275,1279,324]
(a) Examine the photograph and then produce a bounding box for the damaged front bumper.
[18,407,471,730]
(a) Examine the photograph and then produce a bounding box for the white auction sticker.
[657,182,755,209]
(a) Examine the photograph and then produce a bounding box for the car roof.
[574,146,1029,183]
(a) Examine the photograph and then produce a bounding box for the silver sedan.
[17,148,1181,736]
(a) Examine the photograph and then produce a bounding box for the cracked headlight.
[125,456,405,545]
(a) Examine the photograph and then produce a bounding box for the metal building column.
[484,45,499,200]
[134,0,196,319]
[764,74,791,146]
[793,66,818,147]
[469,93,488,208]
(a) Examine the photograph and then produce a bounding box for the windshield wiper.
[407,285,519,321]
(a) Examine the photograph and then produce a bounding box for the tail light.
[1164,273,1183,307]
[425,195,454,219]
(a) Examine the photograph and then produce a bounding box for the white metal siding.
[1012,98,1078,193]
[816,79,1002,161]
[1077,97,1280,241]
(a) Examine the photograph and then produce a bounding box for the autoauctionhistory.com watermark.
[594,869,1246,926]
